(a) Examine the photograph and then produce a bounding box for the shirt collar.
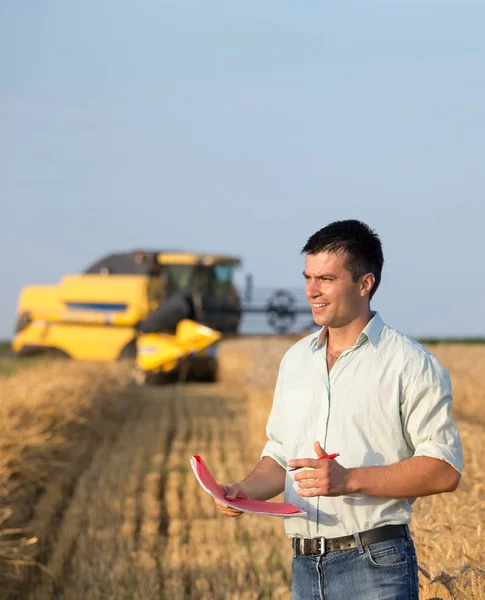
[310,311,385,351]
[358,311,385,347]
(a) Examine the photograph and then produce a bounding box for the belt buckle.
[294,537,327,556]
[317,536,326,555]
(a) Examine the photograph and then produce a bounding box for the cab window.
[213,264,236,299]
[163,265,194,295]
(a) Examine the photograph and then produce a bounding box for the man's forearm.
[347,456,461,498]
[240,457,286,501]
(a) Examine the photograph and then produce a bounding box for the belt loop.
[354,532,364,555]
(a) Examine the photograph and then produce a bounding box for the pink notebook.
[190,455,306,517]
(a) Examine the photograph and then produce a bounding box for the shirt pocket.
[283,388,315,444]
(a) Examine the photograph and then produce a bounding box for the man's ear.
[360,273,375,297]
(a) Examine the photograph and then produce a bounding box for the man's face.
[304,251,368,328]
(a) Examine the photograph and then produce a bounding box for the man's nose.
[306,280,319,298]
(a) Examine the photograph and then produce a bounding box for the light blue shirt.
[261,312,463,539]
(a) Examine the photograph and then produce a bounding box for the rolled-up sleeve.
[401,352,463,474]
[260,360,287,469]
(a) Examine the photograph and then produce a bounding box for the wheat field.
[0,339,483,599]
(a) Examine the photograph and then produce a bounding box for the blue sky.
[2,0,484,338]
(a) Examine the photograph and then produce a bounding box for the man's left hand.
[288,442,353,497]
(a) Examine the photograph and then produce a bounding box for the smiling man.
[215,219,463,600]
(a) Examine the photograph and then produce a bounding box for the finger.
[222,509,243,517]
[221,505,244,516]
[296,488,325,498]
[294,469,319,482]
[225,483,242,500]
[297,477,325,489]
[219,500,244,516]
[288,458,321,470]
[214,499,228,512]
[215,498,243,516]
[314,441,328,458]
[219,508,243,517]
[215,498,229,510]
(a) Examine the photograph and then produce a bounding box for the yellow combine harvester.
[12,250,242,383]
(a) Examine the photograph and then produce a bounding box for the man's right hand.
[215,483,248,517]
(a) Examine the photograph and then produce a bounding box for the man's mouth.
[311,303,329,310]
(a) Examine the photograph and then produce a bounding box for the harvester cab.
[12,250,242,383]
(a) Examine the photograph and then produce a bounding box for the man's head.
[301,220,384,328]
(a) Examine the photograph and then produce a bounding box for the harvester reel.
[266,289,297,334]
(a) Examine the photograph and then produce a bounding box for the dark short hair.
[301,219,384,299]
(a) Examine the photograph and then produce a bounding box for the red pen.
[288,452,340,472]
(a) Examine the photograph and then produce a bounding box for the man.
[215,219,463,600]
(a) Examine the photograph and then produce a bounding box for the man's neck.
[327,311,373,352]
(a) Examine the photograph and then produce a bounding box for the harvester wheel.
[188,357,218,383]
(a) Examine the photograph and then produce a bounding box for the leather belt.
[292,524,409,556]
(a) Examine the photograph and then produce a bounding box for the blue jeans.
[292,533,419,600]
